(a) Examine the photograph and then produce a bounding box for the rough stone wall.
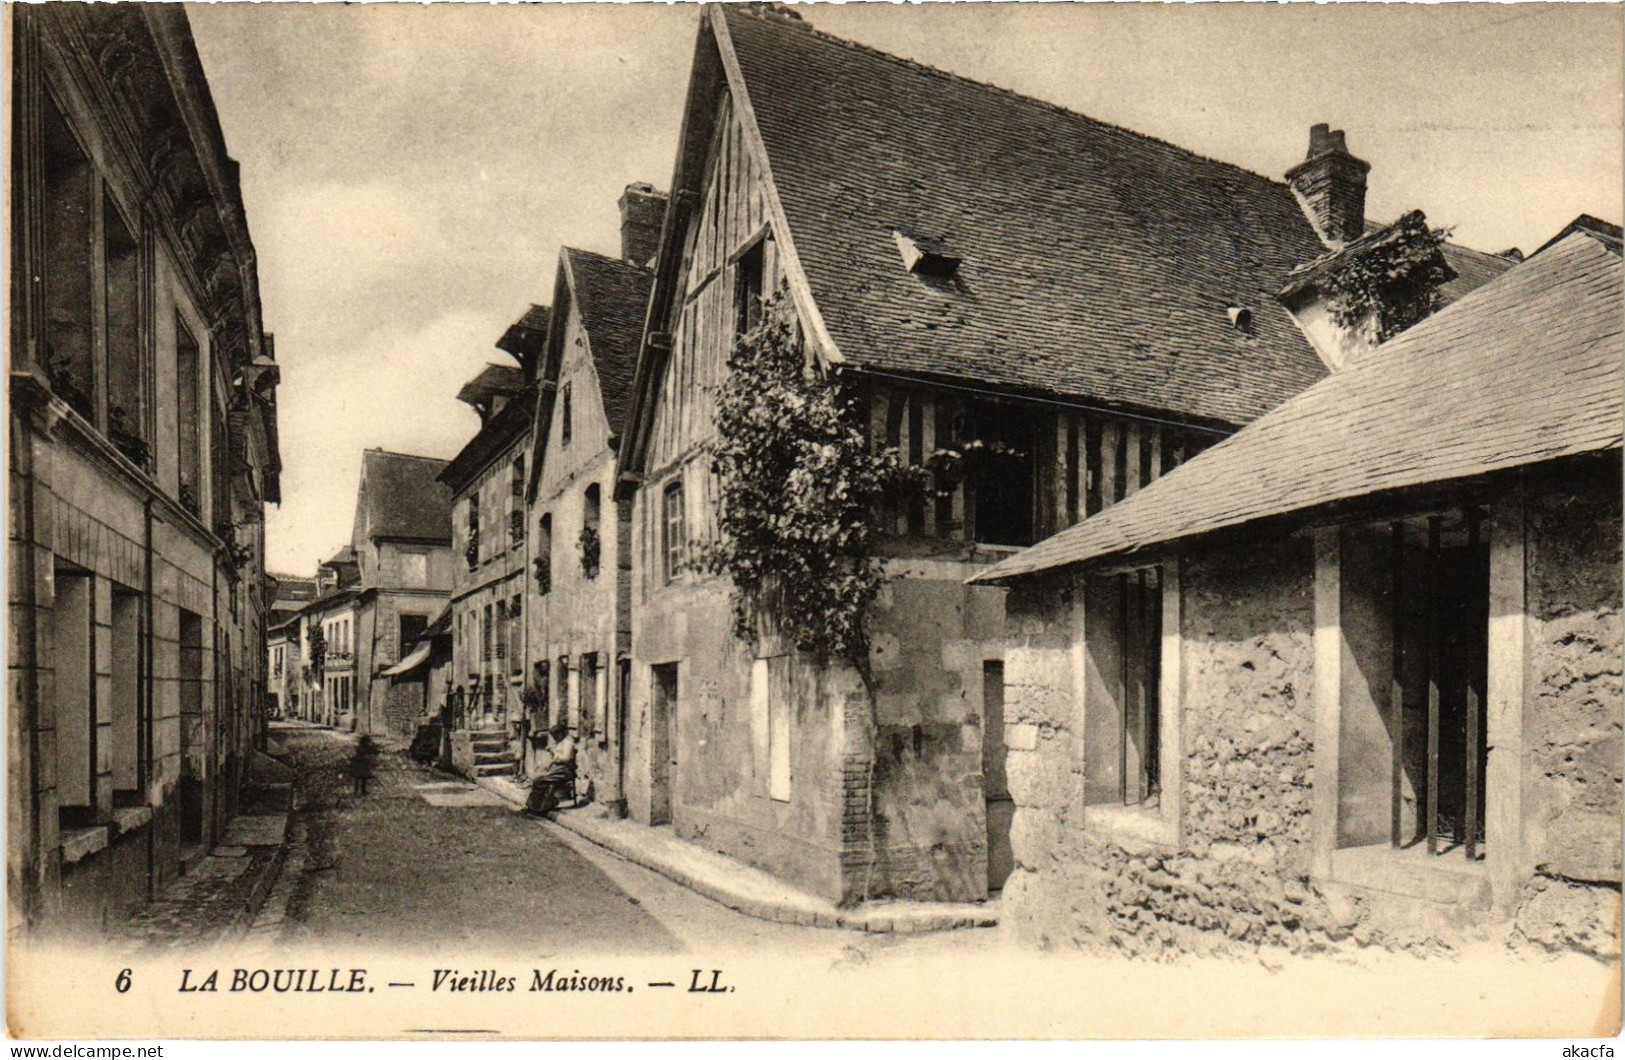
[1516,462,1622,958]
[1004,537,1354,956]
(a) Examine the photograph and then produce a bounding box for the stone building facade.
[443,313,546,773]
[524,235,653,808]
[346,449,454,738]
[8,5,280,938]
[978,226,1622,956]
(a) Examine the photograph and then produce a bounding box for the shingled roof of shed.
[973,228,1624,582]
[566,248,653,435]
[723,6,1337,428]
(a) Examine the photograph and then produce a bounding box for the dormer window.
[893,230,961,279]
[1227,306,1254,334]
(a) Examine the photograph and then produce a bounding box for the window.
[969,400,1038,546]
[557,656,570,727]
[400,549,428,587]
[400,613,428,657]
[511,456,525,498]
[176,316,202,515]
[581,653,601,738]
[1083,568,1163,810]
[581,483,602,579]
[662,480,686,585]
[751,656,792,802]
[53,567,95,824]
[40,92,94,422]
[1332,510,1489,861]
[482,604,494,662]
[536,514,553,594]
[561,383,572,447]
[104,190,145,469]
[735,237,765,337]
[531,660,551,729]
[508,595,523,674]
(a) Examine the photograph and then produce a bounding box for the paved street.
[250,724,969,959]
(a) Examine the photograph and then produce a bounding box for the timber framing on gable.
[613,7,838,500]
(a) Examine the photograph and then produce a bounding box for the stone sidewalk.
[472,773,1000,935]
[111,739,301,955]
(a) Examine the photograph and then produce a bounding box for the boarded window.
[400,550,428,587]
[751,656,792,802]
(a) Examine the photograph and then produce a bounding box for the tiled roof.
[497,304,552,362]
[974,229,1623,582]
[456,364,526,409]
[566,248,653,435]
[440,385,536,493]
[723,6,1337,428]
[360,449,453,543]
[322,545,356,569]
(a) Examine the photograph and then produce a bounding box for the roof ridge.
[366,448,449,463]
[724,5,1293,193]
[566,245,654,274]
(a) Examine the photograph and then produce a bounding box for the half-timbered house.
[611,5,1514,906]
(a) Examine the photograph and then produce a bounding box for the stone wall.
[1515,461,1622,958]
[1003,536,1356,956]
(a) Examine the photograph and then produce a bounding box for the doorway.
[650,663,679,826]
[983,660,1014,891]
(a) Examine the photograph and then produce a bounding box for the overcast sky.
[186,2,1623,575]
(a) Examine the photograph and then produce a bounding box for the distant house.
[441,311,548,776]
[346,449,455,737]
[975,221,1622,954]
[610,5,1511,906]
[524,212,657,807]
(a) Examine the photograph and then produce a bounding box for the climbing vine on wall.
[1322,210,1453,343]
[703,290,921,662]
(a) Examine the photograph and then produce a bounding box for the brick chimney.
[618,183,667,268]
[1286,124,1370,245]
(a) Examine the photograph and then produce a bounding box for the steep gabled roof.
[526,247,655,500]
[974,229,1624,582]
[719,6,1335,428]
[357,449,453,544]
[565,248,654,435]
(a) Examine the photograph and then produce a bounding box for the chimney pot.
[1286,123,1370,246]
[618,183,668,268]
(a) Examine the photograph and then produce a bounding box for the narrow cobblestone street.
[246,724,964,959]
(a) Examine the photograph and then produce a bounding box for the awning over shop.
[380,640,432,678]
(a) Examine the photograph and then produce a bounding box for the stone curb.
[471,775,997,936]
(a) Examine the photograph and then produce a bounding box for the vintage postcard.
[6,0,1622,1042]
